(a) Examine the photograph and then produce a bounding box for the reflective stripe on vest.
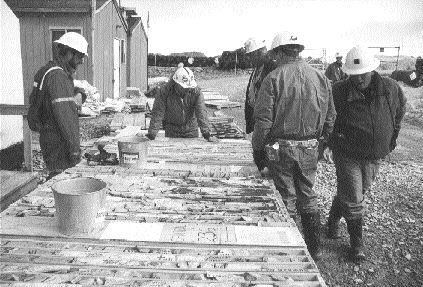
[39,66,63,90]
[52,97,76,104]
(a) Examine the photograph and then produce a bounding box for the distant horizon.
[123,0,423,59]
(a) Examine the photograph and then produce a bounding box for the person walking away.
[28,32,88,180]
[146,65,218,142]
[252,32,336,260]
[325,52,348,85]
[326,46,406,261]
[244,37,277,135]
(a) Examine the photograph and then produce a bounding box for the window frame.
[49,27,84,59]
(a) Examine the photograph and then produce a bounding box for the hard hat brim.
[342,58,380,75]
[175,79,197,89]
[54,39,88,57]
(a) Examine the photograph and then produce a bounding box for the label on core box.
[122,152,139,163]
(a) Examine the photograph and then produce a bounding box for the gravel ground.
[26,67,423,286]
[198,69,423,287]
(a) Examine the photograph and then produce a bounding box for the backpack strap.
[39,66,63,91]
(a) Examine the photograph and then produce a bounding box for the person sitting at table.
[146,64,218,142]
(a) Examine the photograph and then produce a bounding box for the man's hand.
[390,129,399,151]
[206,136,219,143]
[260,166,271,177]
[145,133,156,140]
[323,147,333,163]
[70,151,81,166]
[253,149,266,171]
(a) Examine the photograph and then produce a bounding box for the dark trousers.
[333,152,381,220]
[268,145,319,216]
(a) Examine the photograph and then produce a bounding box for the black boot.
[301,212,322,261]
[346,218,365,261]
[327,199,342,239]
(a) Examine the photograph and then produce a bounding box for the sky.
[122,0,423,60]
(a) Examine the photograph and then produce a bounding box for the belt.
[277,138,318,148]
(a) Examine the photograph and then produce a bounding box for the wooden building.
[5,0,148,101]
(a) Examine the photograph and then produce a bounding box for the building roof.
[4,0,110,13]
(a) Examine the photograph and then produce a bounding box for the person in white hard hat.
[27,32,88,180]
[326,45,406,261]
[146,64,217,141]
[252,31,336,261]
[325,52,348,84]
[244,38,277,136]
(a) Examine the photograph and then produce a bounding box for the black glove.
[146,133,156,140]
[202,131,211,141]
[390,129,399,151]
[70,151,81,167]
[253,149,266,171]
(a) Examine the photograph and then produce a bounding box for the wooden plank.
[205,101,241,109]
[0,104,29,116]
[22,116,33,171]
[0,171,38,212]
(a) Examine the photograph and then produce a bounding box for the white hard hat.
[244,38,266,54]
[173,66,197,88]
[335,52,342,58]
[342,46,380,75]
[271,31,304,51]
[54,32,88,56]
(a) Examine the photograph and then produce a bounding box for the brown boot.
[301,212,322,261]
[327,199,342,239]
[346,218,365,261]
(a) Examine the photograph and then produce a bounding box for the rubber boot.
[346,218,365,261]
[300,212,322,261]
[327,199,342,239]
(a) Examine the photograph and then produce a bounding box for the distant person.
[326,46,406,261]
[391,56,423,88]
[27,32,88,180]
[325,52,348,84]
[146,65,218,142]
[244,37,277,134]
[252,32,336,260]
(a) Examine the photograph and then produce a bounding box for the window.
[50,28,83,57]
[120,39,126,64]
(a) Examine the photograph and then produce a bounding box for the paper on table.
[100,222,164,241]
[234,226,303,246]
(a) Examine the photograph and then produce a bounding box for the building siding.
[94,0,127,100]
[129,21,148,92]
[18,13,91,98]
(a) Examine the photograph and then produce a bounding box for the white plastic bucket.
[118,136,149,167]
[52,177,107,236]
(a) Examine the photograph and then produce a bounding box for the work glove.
[253,149,266,172]
[202,132,219,143]
[390,129,399,151]
[69,150,81,167]
[145,133,156,140]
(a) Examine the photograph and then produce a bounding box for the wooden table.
[0,137,327,286]
[0,170,38,212]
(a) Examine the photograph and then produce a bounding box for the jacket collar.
[52,57,75,76]
[346,72,386,102]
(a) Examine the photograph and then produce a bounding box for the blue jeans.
[268,145,319,216]
[333,152,381,220]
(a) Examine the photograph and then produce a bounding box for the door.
[113,39,120,99]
